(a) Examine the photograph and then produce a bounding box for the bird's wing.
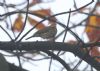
[35,27,51,34]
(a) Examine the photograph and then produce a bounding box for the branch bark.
[0,41,100,70]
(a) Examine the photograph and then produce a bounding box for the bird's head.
[48,16,57,27]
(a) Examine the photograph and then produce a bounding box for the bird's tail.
[26,36,33,40]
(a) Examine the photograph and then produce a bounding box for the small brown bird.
[26,25,57,40]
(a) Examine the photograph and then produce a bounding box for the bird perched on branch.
[26,24,57,40]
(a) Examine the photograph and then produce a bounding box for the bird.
[26,24,57,40]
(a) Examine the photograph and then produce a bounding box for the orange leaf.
[85,15,100,41]
[85,14,100,62]
[12,14,23,32]
[31,9,51,16]
[28,16,46,30]
[31,9,57,26]
[85,16,97,33]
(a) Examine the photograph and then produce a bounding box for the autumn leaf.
[32,9,56,26]
[28,16,45,30]
[12,14,23,32]
[85,16,97,33]
[85,15,100,62]
[85,15,100,42]
[31,9,51,17]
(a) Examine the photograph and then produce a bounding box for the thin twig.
[3,0,16,39]
[63,9,71,42]
[0,25,12,40]
[15,0,29,41]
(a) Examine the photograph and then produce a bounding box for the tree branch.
[0,41,100,70]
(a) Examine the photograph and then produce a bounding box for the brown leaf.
[85,14,100,62]
[28,16,46,30]
[31,9,51,16]
[85,16,100,41]
[85,16,97,33]
[12,14,23,32]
